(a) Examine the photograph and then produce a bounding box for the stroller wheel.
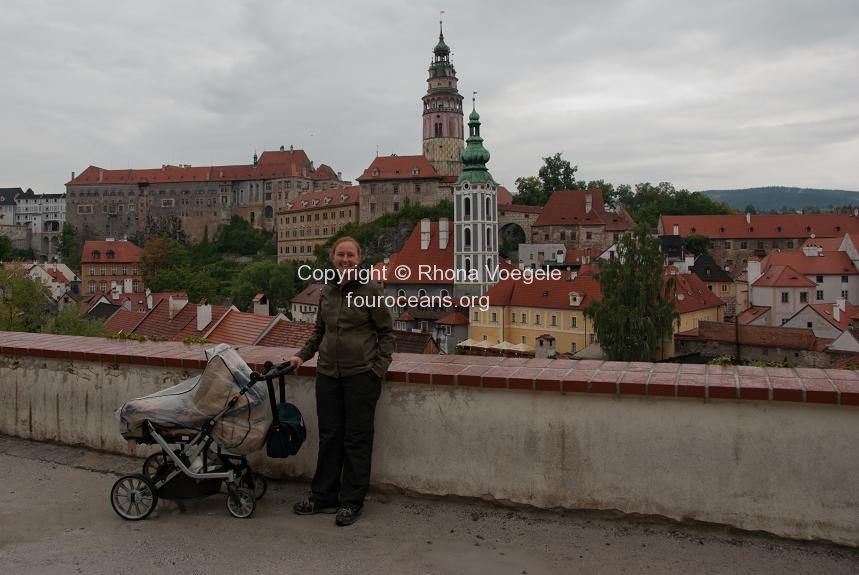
[111,474,158,521]
[240,472,268,500]
[142,452,167,478]
[226,486,255,519]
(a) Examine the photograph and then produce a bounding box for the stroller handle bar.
[250,360,297,383]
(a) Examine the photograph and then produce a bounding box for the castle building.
[422,22,464,179]
[275,185,360,262]
[357,22,465,224]
[66,149,347,244]
[453,103,499,297]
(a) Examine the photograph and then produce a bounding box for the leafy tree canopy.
[683,234,710,256]
[42,302,105,337]
[512,153,618,207]
[616,182,735,229]
[0,265,51,332]
[585,225,679,361]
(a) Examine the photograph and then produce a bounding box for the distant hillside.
[700,187,859,212]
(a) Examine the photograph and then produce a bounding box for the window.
[77,204,93,214]
[393,185,399,195]
[415,184,421,194]
[551,315,557,327]
[757,241,764,249]
[521,313,526,323]
[721,284,728,293]
[799,292,808,303]
[559,231,565,241]
[571,342,577,353]
[842,290,849,299]
[463,197,471,219]
[473,311,479,322]
[571,316,577,328]
[740,241,748,249]
[816,290,824,301]
[521,336,526,344]
[842,275,849,283]
[586,231,593,240]
[393,202,400,212]
[511,312,516,323]
[816,275,823,284]
[786,240,794,248]
[535,314,541,326]
[88,281,95,294]
[161,198,174,208]
[781,292,789,304]
[725,240,732,249]
[491,312,497,323]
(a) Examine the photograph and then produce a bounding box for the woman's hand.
[288,356,303,368]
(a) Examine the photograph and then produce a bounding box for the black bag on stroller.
[264,363,306,458]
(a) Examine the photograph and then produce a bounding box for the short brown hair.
[330,236,362,261]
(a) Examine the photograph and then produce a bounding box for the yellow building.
[276,185,360,262]
[469,274,602,355]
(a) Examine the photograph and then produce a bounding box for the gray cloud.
[1,0,857,194]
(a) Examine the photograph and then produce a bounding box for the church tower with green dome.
[422,21,464,179]
[453,101,499,298]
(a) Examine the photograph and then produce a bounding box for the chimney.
[145,288,153,310]
[837,297,846,312]
[833,302,841,323]
[122,300,132,311]
[337,171,342,181]
[252,293,270,316]
[802,245,819,257]
[197,302,212,332]
[438,218,449,250]
[123,278,133,293]
[71,171,75,181]
[672,224,679,236]
[585,193,592,214]
[747,257,762,286]
[556,249,564,264]
[99,169,104,183]
[420,218,431,250]
[280,145,285,151]
[168,294,188,319]
[745,212,751,224]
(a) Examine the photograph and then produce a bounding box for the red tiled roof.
[104,308,146,333]
[801,237,843,251]
[67,150,342,186]
[485,274,602,310]
[533,190,635,231]
[497,186,513,205]
[277,185,359,214]
[173,305,231,339]
[805,302,859,331]
[758,250,858,277]
[255,320,315,348]
[670,273,725,313]
[397,311,416,321]
[81,240,142,264]
[660,214,859,239]
[205,309,278,346]
[291,283,324,306]
[737,306,770,325]
[435,311,469,325]
[564,248,597,265]
[498,203,543,214]
[676,320,822,350]
[357,155,440,182]
[752,265,817,288]
[385,221,454,286]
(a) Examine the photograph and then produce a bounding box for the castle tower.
[453,101,498,298]
[422,21,464,179]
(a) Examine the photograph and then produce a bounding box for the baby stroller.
[110,344,297,520]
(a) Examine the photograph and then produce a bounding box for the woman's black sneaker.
[293,497,337,515]
[335,506,362,526]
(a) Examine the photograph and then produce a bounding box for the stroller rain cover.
[117,344,273,454]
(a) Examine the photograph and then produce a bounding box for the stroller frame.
[110,360,295,520]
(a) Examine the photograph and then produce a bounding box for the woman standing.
[289,236,395,526]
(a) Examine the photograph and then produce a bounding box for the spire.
[253,151,258,166]
[456,98,495,185]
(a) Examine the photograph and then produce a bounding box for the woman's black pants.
[311,371,382,509]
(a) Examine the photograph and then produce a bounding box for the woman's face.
[333,240,360,278]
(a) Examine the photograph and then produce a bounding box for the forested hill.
[701,187,859,212]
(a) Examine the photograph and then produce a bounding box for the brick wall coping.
[1,331,858,407]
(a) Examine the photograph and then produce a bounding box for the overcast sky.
[2,1,858,195]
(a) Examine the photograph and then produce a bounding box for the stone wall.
[0,332,857,546]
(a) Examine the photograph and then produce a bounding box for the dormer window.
[340,194,348,202]
[324,197,332,204]
[372,168,380,177]
[569,291,581,307]
[412,167,420,176]
[92,250,101,259]
[106,250,115,259]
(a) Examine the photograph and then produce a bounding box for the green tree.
[616,182,735,229]
[683,234,710,256]
[0,266,51,332]
[58,223,83,271]
[140,236,178,286]
[0,235,13,260]
[744,204,757,215]
[216,216,272,256]
[42,302,105,337]
[513,153,581,206]
[585,225,678,361]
